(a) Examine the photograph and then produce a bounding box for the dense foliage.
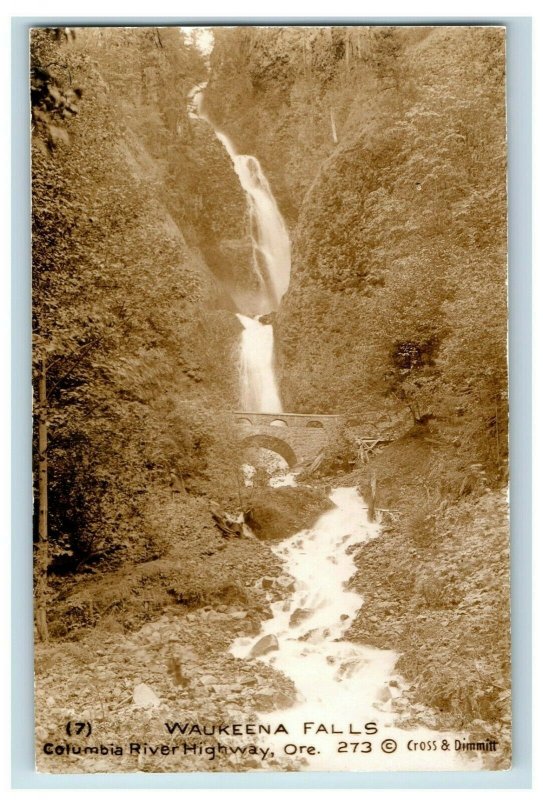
[32,28,243,578]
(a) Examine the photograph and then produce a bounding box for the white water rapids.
[231,485,479,771]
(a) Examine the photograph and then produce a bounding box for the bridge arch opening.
[235,417,253,426]
[306,420,324,428]
[240,434,297,469]
[270,419,288,427]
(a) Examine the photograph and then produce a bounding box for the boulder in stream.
[246,486,334,541]
[289,607,314,627]
[248,633,279,658]
[376,684,393,703]
[276,574,296,591]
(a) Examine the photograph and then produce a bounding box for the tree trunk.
[367,472,377,522]
[495,394,500,465]
[36,356,49,642]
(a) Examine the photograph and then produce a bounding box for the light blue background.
[12,15,532,790]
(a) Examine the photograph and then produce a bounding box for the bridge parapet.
[233,411,343,430]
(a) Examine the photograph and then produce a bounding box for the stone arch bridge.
[233,411,343,468]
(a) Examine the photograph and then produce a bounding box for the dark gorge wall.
[32,28,251,581]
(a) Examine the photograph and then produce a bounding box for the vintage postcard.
[32,25,510,773]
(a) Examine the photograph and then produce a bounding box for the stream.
[231,482,480,771]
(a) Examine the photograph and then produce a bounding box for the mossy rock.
[246,486,333,540]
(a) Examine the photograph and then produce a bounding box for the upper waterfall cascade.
[195,88,290,414]
[215,131,291,313]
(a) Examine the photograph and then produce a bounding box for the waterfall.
[216,132,289,413]
[215,132,291,312]
[237,314,282,413]
[195,89,290,413]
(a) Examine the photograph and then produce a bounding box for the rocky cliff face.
[176,117,261,309]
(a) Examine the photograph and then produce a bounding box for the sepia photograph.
[31,24,511,773]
